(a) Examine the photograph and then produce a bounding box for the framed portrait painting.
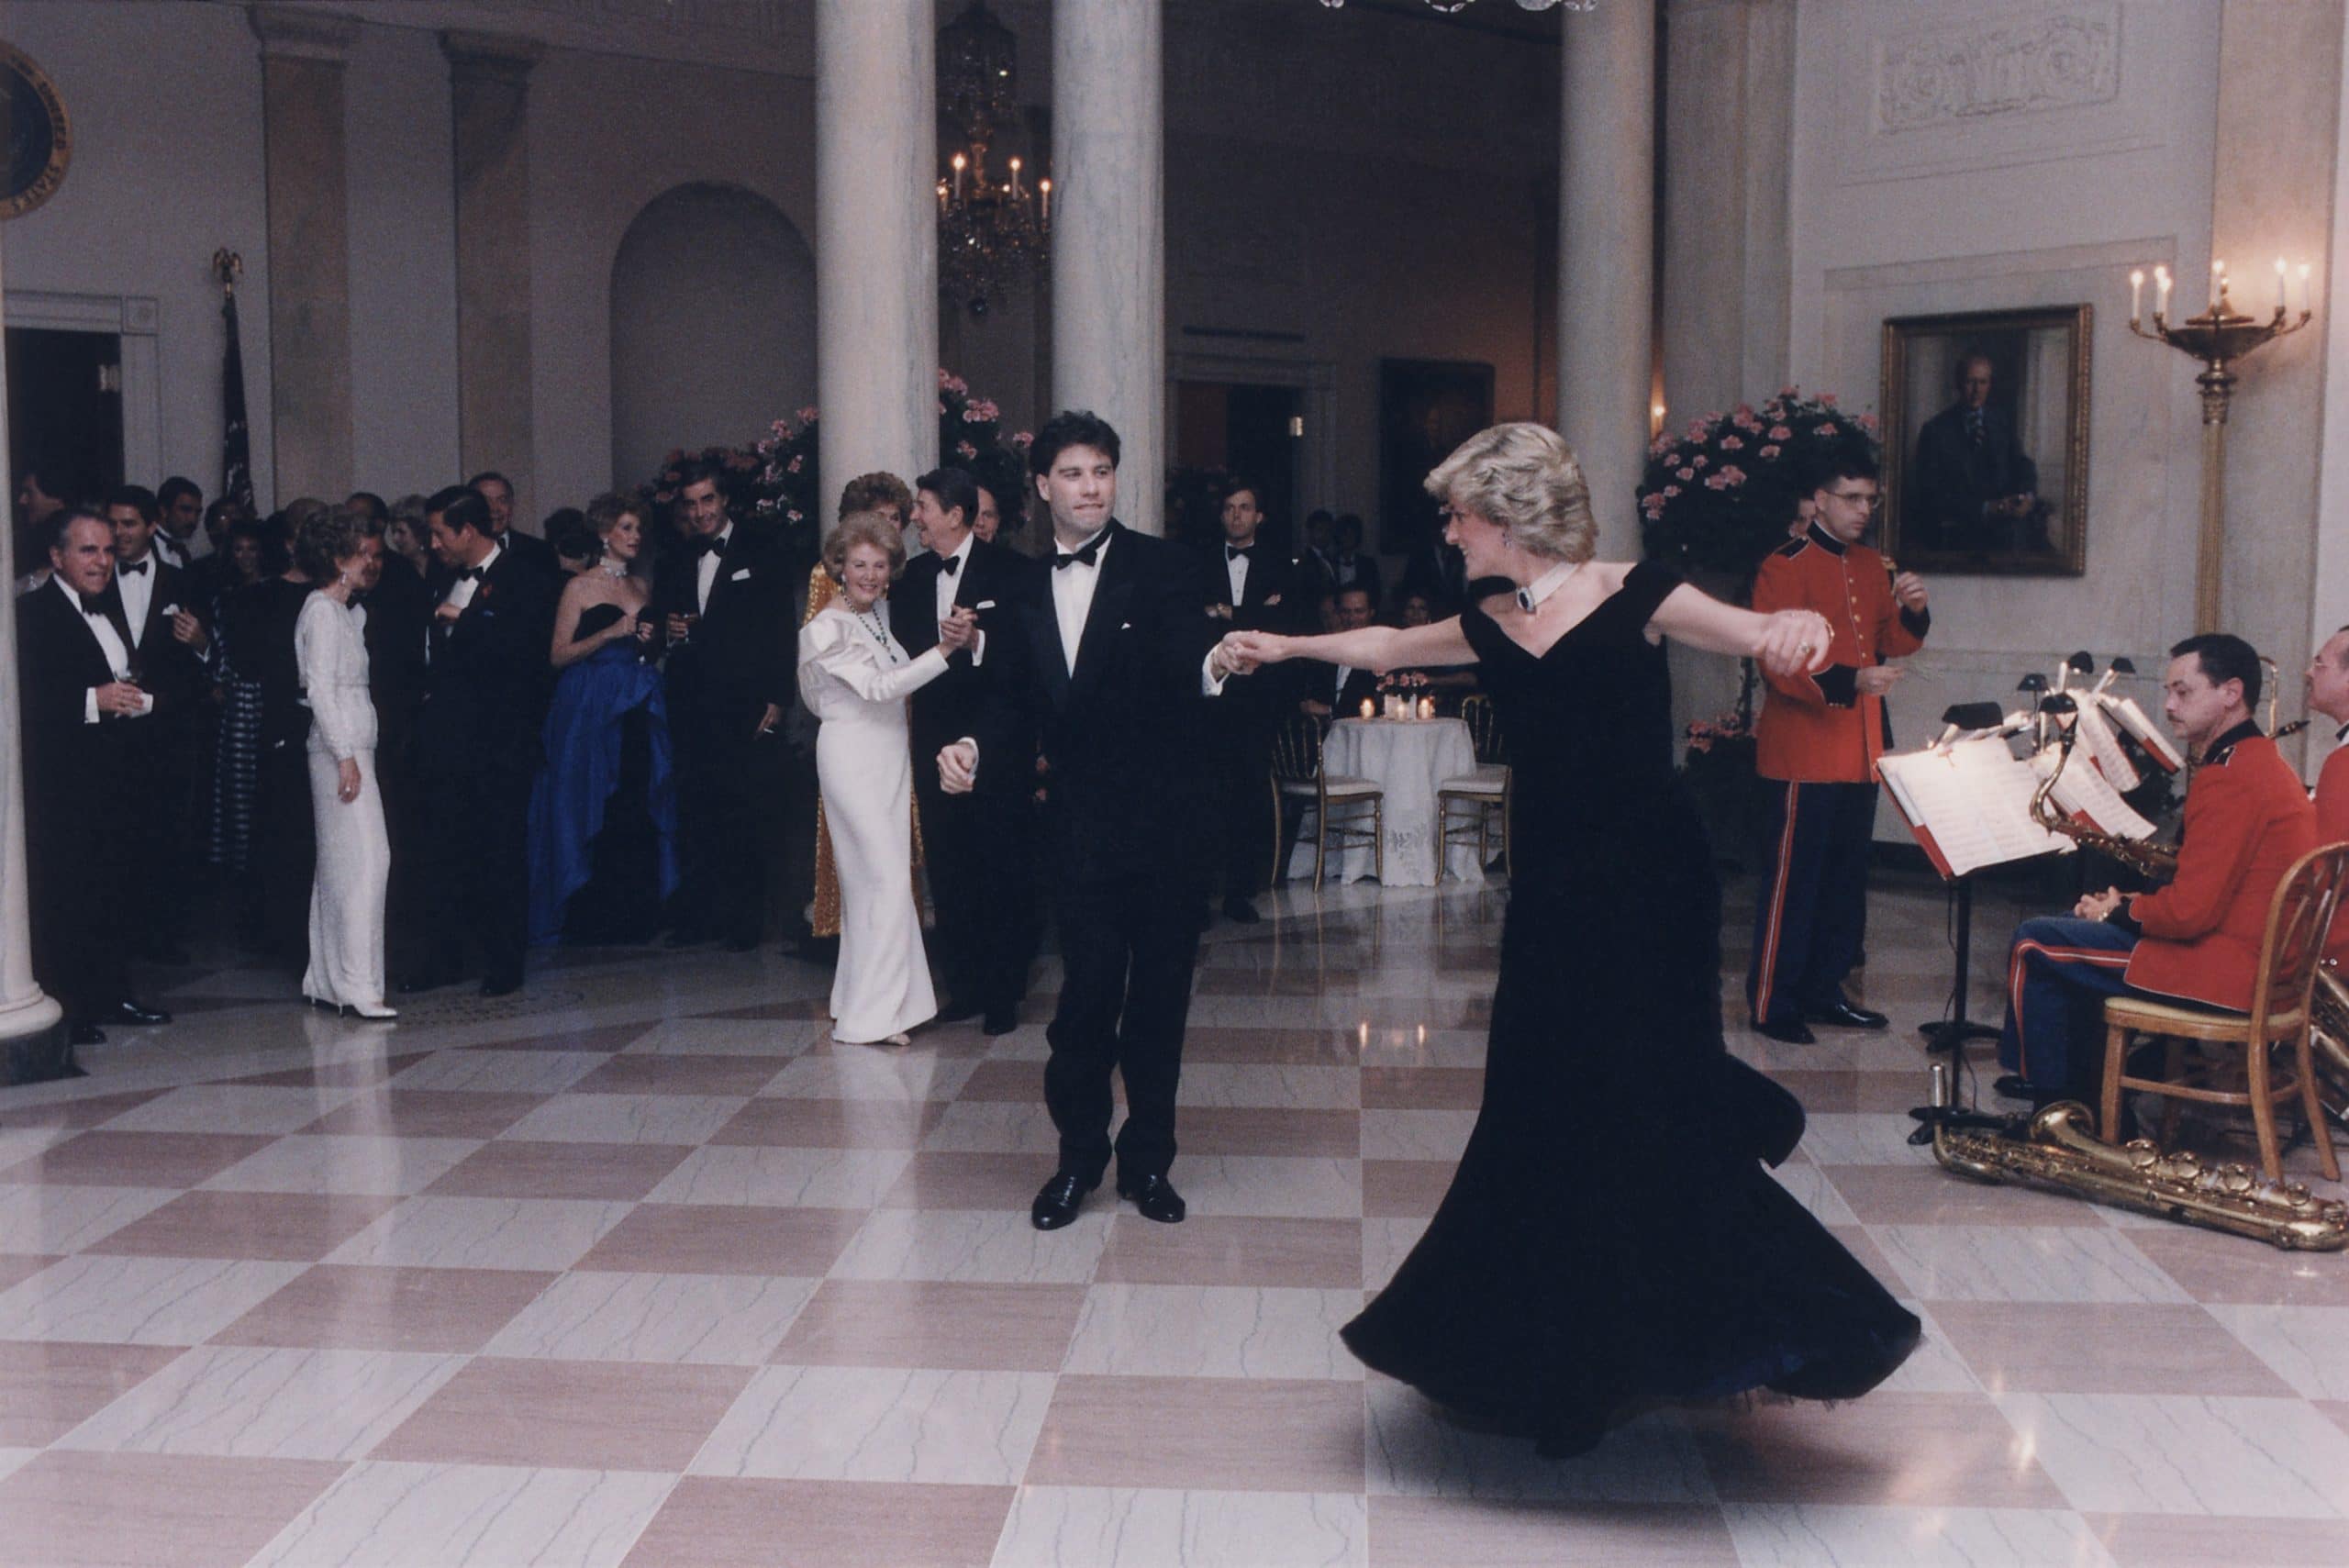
[1879,305,2090,576]
[1377,359,1493,557]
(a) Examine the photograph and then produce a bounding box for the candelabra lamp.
[2128,259,2316,633]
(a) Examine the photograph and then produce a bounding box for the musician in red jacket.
[2305,625,2349,966]
[1747,450,1931,1044]
[1998,634,2317,1110]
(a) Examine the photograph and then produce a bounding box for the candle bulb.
[2277,257,2288,314]
[952,151,966,201]
[2299,262,2314,315]
[1039,177,1051,226]
[2155,264,2173,317]
[1359,697,1375,720]
[1008,156,1022,197]
[2129,268,2144,322]
[2210,259,2224,312]
[1419,695,1435,720]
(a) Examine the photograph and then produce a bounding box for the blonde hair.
[822,509,907,583]
[1422,422,1596,563]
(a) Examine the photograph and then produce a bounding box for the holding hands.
[1217,630,1288,675]
[938,606,978,654]
[938,739,979,795]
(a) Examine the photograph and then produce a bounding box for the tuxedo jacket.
[980,521,1222,878]
[16,580,144,835]
[1297,659,1381,717]
[1205,544,1308,720]
[896,537,1041,769]
[417,548,556,779]
[118,558,207,719]
[363,552,433,752]
[493,528,559,583]
[651,519,792,732]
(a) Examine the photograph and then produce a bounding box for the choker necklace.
[1514,560,1584,614]
[598,560,629,579]
[852,604,904,664]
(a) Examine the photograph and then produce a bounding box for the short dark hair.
[1030,409,1121,478]
[914,467,980,529]
[427,485,491,537]
[970,462,1026,535]
[104,484,159,525]
[2169,632,2263,712]
[343,491,389,525]
[157,476,202,511]
[1803,447,1879,496]
[1218,475,1261,510]
[466,470,512,495]
[1333,513,1364,546]
[203,498,239,533]
[46,506,106,553]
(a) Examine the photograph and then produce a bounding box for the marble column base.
[2,1017,81,1086]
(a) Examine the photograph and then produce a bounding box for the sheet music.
[2099,693,2185,772]
[2074,701,2142,792]
[1878,736,2072,878]
[2031,742,2158,840]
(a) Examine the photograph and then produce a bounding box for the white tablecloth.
[1286,716,1482,887]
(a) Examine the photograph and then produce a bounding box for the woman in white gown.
[798,510,974,1044]
[294,508,394,1018]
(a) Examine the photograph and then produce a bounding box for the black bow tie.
[456,566,485,583]
[1053,536,1105,571]
[693,533,728,558]
[119,560,149,577]
[78,592,111,617]
[1226,545,1255,562]
[940,554,962,577]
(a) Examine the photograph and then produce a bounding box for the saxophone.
[2028,705,2181,880]
[1920,1064,2349,1251]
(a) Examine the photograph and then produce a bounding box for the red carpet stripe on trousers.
[1753,781,1800,1024]
[2005,940,2133,1080]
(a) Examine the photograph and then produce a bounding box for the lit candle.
[952,151,966,201]
[2277,257,2289,314]
[1418,695,1435,719]
[935,180,948,211]
[1039,178,1052,226]
[1008,156,1023,197]
[2129,268,2144,322]
[2299,262,2314,315]
[2210,259,2224,312]
[2154,264,2173,317]
[1359,697,1375,720]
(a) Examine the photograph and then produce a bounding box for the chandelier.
[1315,1,1595,11]
[936,0,1049,317]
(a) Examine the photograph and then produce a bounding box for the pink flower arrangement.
[1769,425,1793,440]
[1637,385,1880,579]
[1720,435,1744,451]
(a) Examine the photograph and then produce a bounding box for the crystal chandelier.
[936,0,1049,317]
[1316,1,1595,11]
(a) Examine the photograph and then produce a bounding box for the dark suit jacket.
[417,547,556,779]
[896,537,1040,774]
[492,528,559,583]
[363,552,433,759]
[651,518,792,735]
[223,576,317,750]
[1328,550,1383,609]
[17,578,144,817]
[981,521,1222,880]
[1910,402,2043,553]
[1205,543,1308,720]
[1297,659,1380,717]
[119,558,207,718]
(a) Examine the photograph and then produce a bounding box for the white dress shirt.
[1048,528,1228,695]
[115,551,156,645]
[153,532,191,571]
[1224,541,1252,606]
[444,542,503,613]
[695,524,733,615]
[57,576,148,723]
[934,531,974,624]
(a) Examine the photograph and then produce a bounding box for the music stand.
[1917,700,2014,1057]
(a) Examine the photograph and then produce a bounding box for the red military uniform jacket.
[2312,732,2349,966]
[1752,528,1929,783]
[2120,726,2316,1010]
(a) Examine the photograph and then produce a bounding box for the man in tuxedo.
[17,510,173,1044]
[1203,476,1305,923]
[898,466,1039,1032]
[150,477,205,569]
[1297,586,1382,721]
[406,486,555,995]
[468,470,557,581]
[1328,514,1383,609]
[652,461,791,951]
[344,494,433,980]
[941,410,1249,1230]
[1909,354,2045,555]
[105,484,210,963]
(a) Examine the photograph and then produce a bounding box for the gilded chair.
[1270,711,1383,885]
[1437,694,1509,876]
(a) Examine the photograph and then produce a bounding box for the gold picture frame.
[1880,304,2091,577]
[2,40,72,221]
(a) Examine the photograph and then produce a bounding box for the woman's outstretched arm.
[1648,584,1832,678]
[1221,617,1477,675]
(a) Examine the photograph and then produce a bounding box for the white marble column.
[443,31,544,526]
[1557,0,1656,560]
[0,236,69,1080]
[816,0,938,523]
[1052,0,1164,534]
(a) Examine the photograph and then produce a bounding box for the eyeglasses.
[1822,490,1882,510]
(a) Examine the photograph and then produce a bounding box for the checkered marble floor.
[4,872,2348,1567]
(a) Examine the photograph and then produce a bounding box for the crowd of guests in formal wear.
[13,439,1464,1051]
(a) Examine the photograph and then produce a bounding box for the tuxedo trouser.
[28,838,128,1024]
[1210,711,1275,901]
[1045,868,1205,1181]
[1998,915,2142,1104]
[420,764,531,988]
[1747,779,1877,1026]
[673,711,766,946]
[257,738,317,967]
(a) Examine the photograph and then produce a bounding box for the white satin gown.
[296,593,391,1010]
[797,601,952,1042]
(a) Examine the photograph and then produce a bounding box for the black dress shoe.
[67,1023,106,1047]
[1030,1169,1098,1230]
[110,1000,171,1027]
[936,1001,983,1025]
[1115,1172,1187,1224]
[478,977,521,999]
[1805,998,1889,1029]
[1992,1073,2040,1101]
[1753,1017,1816,1046]
[982,1007,1019,1037]
[1221,896,1261,925]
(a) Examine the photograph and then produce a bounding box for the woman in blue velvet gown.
[1226,424,1919,1456]
[528,494,677,945]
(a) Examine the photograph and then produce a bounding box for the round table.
[1286,716,1482,887]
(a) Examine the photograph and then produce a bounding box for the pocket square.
[730,567,751,582]
[1119,621,1134,631]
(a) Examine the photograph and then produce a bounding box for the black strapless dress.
[1340,562,1920,1453]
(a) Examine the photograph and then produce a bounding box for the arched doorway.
[609,183,814,488]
